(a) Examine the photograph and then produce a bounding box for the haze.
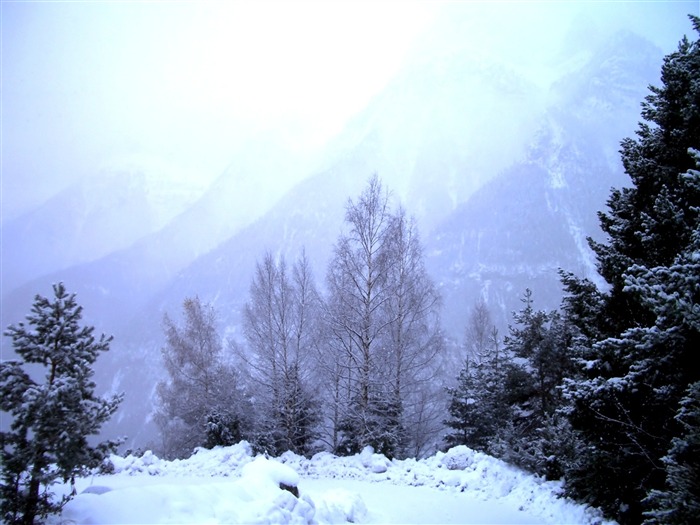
[2,1,692,221]
[1,0,698,456]
[2,1,438,220]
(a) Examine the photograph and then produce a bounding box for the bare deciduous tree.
[324,176,445,457]
[464,298,494,365]
[155,297,248,459]
[241,251,321,455]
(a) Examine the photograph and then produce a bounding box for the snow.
[49,442,615,525]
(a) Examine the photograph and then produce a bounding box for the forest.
[1,14,699,525]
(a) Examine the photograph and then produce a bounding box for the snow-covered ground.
[50,442,615,524]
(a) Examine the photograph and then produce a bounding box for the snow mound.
[276,446,611,524]
[110,441,255,477]
[240,455,301,494]
[359,446,391,473]
[53,443,613,525]
[440,445,477,470]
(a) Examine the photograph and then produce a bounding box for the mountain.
[1,20,668,449]
[0,157,210,299]
[150,30,663,340]
[0,137,315,332]
[427,31,663,335]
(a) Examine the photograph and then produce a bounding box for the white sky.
[1,1,438,219]
[1,1,697,220]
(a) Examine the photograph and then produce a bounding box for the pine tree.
[0,283,123,525]
[561,16,700,524]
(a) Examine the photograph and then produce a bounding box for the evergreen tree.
[505,291,574,424]
[644,381,700,524]
[337,391,403,458]
[443,358,511,452]
[483,291,575,479]
[0,283,123,525]
[443,301,502,452]
[204,410,243,449]
[561,16,700,523]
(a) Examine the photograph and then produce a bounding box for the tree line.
[445,17,700,525]
[155,15,700,521]
[1,15,698,525]
[154,175,447,461]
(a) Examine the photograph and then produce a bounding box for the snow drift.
[49,442,614,524]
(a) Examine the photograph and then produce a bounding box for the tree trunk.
[23,460,43,525]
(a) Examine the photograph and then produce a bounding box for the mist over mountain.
[427,30,664,336]
[1,157,211,294]
[1,4,686,451]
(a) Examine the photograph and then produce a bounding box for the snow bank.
[52,442,612,525]
[57,443,357,525]
[278,445,611,524]
[109,441,255,477]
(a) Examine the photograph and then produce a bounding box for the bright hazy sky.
[1,1,697,220]
[1,1,438,219]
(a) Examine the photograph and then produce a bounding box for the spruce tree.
[480,291,576,479]
[561,16,700,524]
[0,283,123,525]
[644,381,700,524]
[443,358,511,453]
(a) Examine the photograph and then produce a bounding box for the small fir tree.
[204,410,242,449]
[443,360,510,452]
[444,308,513,455]
[0,283,123,525]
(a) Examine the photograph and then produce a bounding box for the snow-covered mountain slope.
[0,18,669,451]
[425,30,663,336]
[0,157,209,299]
[310,29,547,236]
[147,29,664,344]
[0,137,314,332]
[1,13,557,345]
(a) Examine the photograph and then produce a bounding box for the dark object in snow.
[280,483,299,498]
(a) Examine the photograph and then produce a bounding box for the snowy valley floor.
[50,443,615,524]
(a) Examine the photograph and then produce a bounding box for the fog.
[2,0,697,454]
[2,1,692,221]
[2,1,437,220]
